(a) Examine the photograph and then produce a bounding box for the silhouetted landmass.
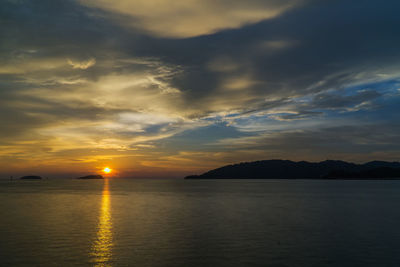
[185,160,400,179]
[77,175,104,179]
[20,175,42,180]
[324,167,400,179]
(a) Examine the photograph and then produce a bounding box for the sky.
[1,0,400,178]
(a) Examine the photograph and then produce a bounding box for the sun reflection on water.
[91,179,113,266]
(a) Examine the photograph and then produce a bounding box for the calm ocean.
[1,179,400,266]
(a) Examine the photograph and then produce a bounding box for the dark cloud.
[133,0,400,106]
[217,123,400,162]
[271,89,382,120]
[310,90,381,110]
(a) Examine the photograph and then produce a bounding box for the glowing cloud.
[67,58,96,69]
[78,0,303,38]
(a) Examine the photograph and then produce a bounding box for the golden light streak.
[91,179,113,266]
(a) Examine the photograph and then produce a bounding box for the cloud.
[78,0,304,38]
[216,123,400,162]
[265,89,383,121]
[207,56,240,73]
[0,51,212,165]
[257,40,297,51]
[309,90,381,110]
[67,58,96,69]
[0,57,68,74]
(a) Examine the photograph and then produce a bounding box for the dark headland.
[185,160,400,179]
[77,175,104,179]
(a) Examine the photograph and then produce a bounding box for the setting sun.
[103,167,112,174]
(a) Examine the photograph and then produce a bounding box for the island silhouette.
[185,160,400,179]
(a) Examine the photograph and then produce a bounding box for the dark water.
[1,179,400,267]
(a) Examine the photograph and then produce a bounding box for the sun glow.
[103,167,112,174]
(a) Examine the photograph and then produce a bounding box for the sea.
[1,179,400,266]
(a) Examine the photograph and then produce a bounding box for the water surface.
[1,179,400,266]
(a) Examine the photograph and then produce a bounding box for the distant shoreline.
[185,160,400,180]
[185,177,400,180]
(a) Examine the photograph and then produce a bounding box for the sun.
[102,167,112,174]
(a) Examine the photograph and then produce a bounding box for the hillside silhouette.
[185,160,400,179]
